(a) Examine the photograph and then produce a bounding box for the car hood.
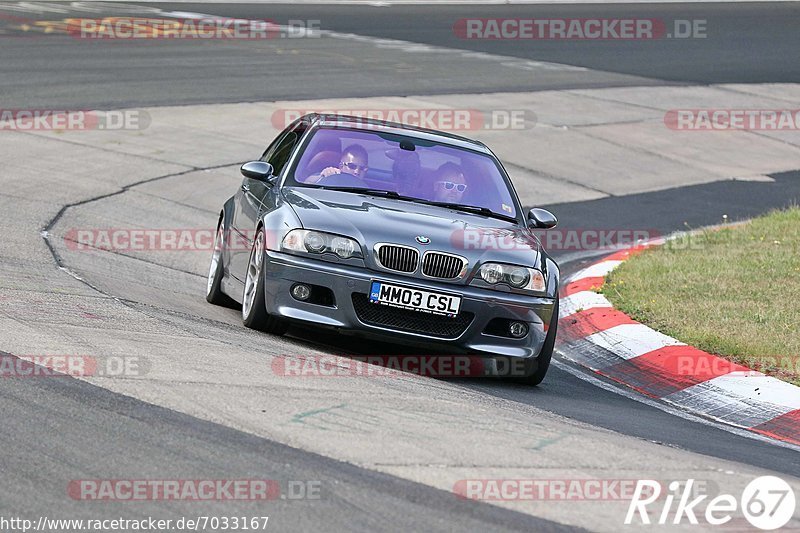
[282,187,541,272]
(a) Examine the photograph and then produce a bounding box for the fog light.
[291,284,311,301]
[508,321,528,338]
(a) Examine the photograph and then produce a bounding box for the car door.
[229,121,306,281]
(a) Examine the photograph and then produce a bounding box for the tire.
[206,219,236,307]
[241,227,288,335]
[518,298,559,386]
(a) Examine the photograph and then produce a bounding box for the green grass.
[603,207,800,386]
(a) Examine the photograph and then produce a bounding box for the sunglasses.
[436,181,467,192]
[341,162,368,172]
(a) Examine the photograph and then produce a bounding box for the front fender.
[261,193,303,252]
[545,255,560,301]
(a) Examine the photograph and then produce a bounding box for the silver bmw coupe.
[207,114,559,384]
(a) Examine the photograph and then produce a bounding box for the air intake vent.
[422,252,467,279]
[352,294,473,338]
[375,244,419,273]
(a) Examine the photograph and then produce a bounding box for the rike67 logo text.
[626,477,796,530]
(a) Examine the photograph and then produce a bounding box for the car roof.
[306,113,493,155]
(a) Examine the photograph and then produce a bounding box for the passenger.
[432,162,468,203]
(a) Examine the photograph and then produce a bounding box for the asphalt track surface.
[0,351,569,532]
[2,2,800,531]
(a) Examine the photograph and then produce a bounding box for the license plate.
[369,281,461,317]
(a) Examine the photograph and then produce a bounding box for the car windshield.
[288,127,519,219]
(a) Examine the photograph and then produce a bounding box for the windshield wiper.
[312,187,517,222]
[425,201,517,223]
[314,186,415,201]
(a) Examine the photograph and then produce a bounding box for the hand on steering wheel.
[319,166,341,178]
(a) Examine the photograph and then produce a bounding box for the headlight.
[281,229,362,259]
[479,263,504,284]
[331,236,356,259]
[478,262,545,292]
[507,266,530,288]
[304,232,325,253]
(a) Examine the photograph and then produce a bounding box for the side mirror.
[241,161,274,182]
[527,208,558,229]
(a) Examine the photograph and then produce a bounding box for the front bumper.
[263,250,556,360]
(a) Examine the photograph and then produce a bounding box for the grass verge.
[603,207,800,386]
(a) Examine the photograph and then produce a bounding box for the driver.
[318,144,369,180]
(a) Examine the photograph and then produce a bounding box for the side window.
[260,132,285,162]
[261,123,306,176]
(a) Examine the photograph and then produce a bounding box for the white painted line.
[326,32,587,73]
[560,290,611,317]
[663,379,798,429]
[570,260,622,281]
[85,0,800,4]
[732,175,776,182]
[160,8,590,75]
[146,6,607,80]
[552,356,800,453]
[696,373,800,411]
[585,323,685,360]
